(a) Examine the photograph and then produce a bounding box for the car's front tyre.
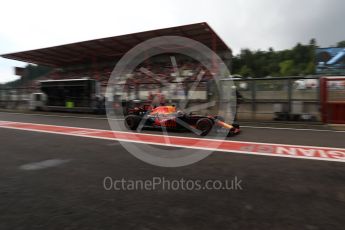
[196,118,213,136]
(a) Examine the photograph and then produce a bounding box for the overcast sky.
[1,0,345,83]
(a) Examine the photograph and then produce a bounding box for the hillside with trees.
[5,64,52,87]
[232,39,345,78]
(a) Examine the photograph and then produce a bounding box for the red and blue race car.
[124,105,240,136]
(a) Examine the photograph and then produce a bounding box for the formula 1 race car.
[124,105,240,136]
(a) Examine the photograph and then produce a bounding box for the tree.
[304,61,315,75]
[279,60,295,76]
[239,65,253,77]
[309,38,317,47]
[6,64,52,87]
[231,39,323,77]
[336,40,345,48]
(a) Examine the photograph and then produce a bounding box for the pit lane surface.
[0,111,344,229]
[1,111,345,148]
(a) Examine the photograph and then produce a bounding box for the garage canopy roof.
[1,22,231,67]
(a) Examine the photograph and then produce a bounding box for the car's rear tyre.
[196,118,213,136]
[124,115,142,130]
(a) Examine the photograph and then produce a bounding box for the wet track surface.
[0,111,344,229]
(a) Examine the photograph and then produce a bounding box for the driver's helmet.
[176,110,184,117]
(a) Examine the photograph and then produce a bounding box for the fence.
[0,77,324,122]
[226,77,321,122]
[0,87,36,110]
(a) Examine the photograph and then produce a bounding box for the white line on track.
[241,125,345,133]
